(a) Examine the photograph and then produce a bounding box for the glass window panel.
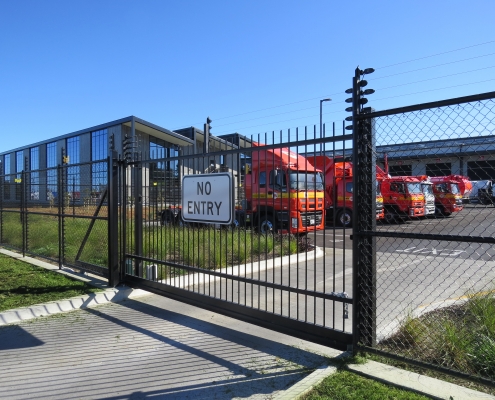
[67,137,80,193]
[46,142,57,168]
[91,129,108,161]
[3,154,11,200]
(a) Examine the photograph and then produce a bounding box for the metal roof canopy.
[0,116,195,157]
[124,117,194,147]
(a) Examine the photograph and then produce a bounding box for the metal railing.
[0,159,110,277]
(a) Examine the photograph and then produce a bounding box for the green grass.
[375,289,495,394]
[302,369,429,400]
[0,253,103,312]
[141,225,306,271]
[2,211,307,273]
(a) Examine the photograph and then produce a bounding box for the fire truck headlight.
[292,218,298,228]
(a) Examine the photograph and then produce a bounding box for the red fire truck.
[306,156,384,227]
[241,144,326,234]
[376,167,426,221]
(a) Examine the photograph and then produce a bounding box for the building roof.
[0,116,194,156]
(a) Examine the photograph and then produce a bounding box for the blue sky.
[1,0,494,152]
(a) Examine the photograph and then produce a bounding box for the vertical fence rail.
[57,164,63,269]
[353,107,377,350]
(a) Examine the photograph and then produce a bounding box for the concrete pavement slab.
[0,293,342,400]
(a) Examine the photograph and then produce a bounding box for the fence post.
[57,163,63,269]
[133,162,143,277]
[108,150,120,287]
[0,161,3,244]
[21,169,26,257]
[352,67,377,351]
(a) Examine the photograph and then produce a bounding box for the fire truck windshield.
[407,182,422,194]
[289,172,324,191]
[450,183,460,194]
[421,183,434,195]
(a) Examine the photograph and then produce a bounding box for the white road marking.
[396,246,466,257]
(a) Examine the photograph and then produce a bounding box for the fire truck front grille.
[301,211,323,227]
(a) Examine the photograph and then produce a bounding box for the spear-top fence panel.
[121,126,355,349]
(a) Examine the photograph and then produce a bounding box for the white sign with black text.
[181,173,233,224]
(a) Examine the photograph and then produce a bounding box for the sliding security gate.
[117,129,355,350]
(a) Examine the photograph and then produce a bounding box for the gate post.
[57,163,63,269]
[108,150,120,287]
[133,162,143,277]
[352,67,377,351]
[21,168,26,257]
[0,161,3,244]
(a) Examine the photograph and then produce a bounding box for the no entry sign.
[181,173,234,224]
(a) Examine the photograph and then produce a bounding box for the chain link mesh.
[361,96,495,385]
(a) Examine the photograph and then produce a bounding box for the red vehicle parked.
[431,175,472,204]
[307,155,384,227]
[429,176,464,215]
[377,167,426,222]
[241,144,326,233]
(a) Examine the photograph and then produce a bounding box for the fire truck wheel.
[222,219,240,231]
[384,212,397,224]
[259,215,276,234]
[161,211,174,226]
[177,217,188,227]
[337,209,352,227]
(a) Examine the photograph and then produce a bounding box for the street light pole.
[320,98,331,153]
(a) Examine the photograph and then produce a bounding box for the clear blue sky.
[1,0,494,152]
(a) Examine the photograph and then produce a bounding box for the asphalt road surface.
[135,203,495,346]
[313,204,495,260]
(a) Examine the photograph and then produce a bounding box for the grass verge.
[375,290,495,392]
[0,253,103,312]
[302,369,429,400]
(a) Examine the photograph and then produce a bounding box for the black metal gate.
[115,128,356,350]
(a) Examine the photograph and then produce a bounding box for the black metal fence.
[119,128,355,349]
[1,73,494,388]
[353,78,495,387]
[0,159,110,277]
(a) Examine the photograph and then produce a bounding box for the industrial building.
[1,116,494,205]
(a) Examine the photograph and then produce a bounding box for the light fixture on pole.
[320,98,331,153]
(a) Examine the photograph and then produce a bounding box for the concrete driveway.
[0,293,341,400]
